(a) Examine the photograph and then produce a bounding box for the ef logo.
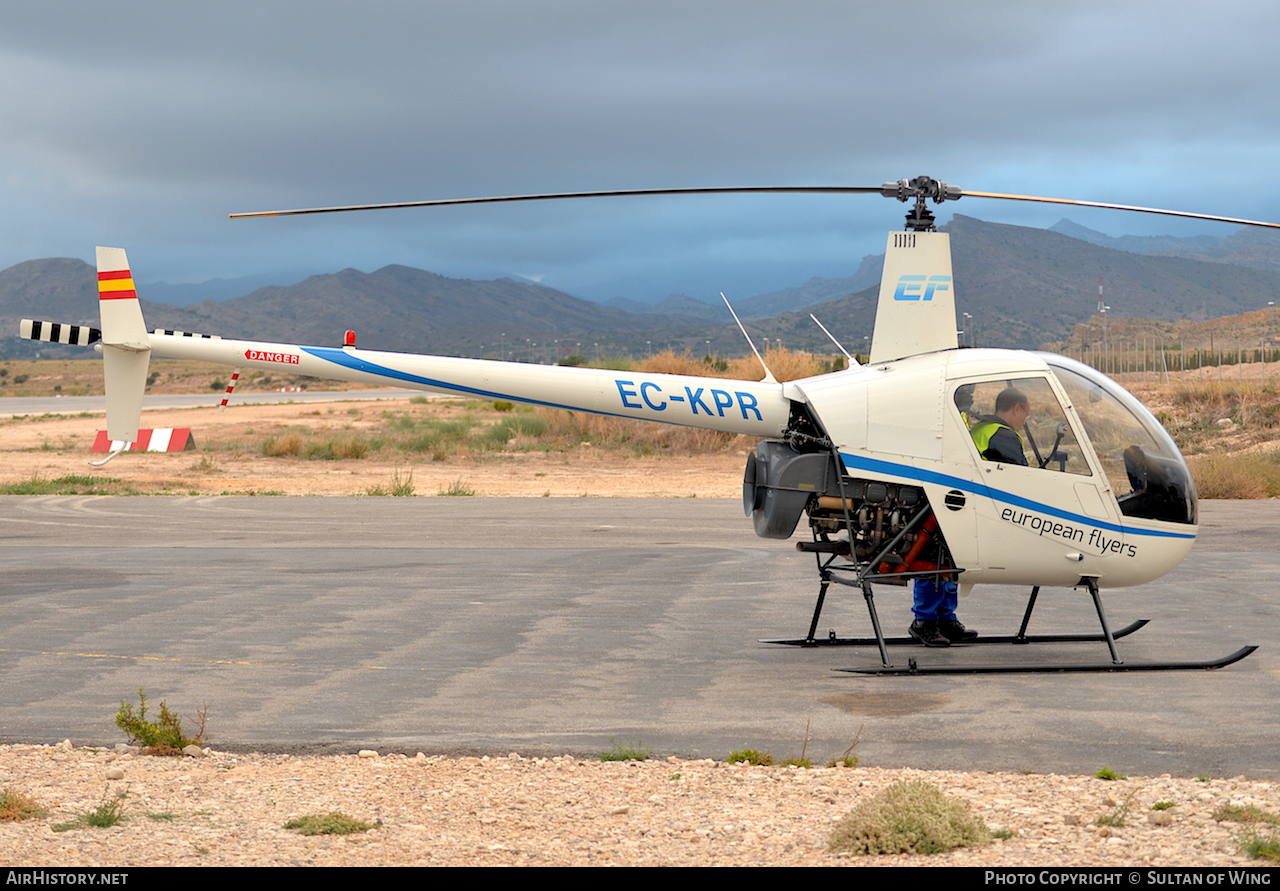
[893,274,952,301]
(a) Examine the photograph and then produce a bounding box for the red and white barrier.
[91,428,195,453]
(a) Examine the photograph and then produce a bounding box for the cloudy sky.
[3,1,1279,303]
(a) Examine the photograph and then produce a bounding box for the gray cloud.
[2,1,1278,298]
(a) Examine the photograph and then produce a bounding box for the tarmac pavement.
[0,496,1274,778]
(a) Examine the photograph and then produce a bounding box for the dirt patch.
[0,396,747,497]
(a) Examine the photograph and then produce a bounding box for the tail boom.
[150,331,792,437]
[25,246,794,442]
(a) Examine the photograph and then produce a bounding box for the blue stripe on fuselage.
[304,346,694,424]
[302,346,632,414]
[839,452,1194,541]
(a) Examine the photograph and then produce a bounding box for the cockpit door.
[951,373,1126,585]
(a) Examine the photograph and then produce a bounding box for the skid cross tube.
[760,617,1152,648]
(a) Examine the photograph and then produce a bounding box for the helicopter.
[19,176,1269,674]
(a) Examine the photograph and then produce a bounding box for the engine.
[742,437,954,584]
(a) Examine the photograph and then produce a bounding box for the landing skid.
[762,572,1258,675]
[837,645,1259,676]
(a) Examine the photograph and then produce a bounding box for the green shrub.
[827,780,990,856]
[284,812,377,835]
[600,739,651,762]
[726,749,773,766]
[1097,794,1134,827]
[115,688,205,755]
[1215,804,1280,825]
[0,475,129,496]
[438,479,477,496]
[365,470,415,497]
[52,792,126,832]
[1241,829,1280,861]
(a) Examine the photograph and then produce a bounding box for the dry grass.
[0,788,47,822]
[531,407,751,456]
[1131,380,1280,497]
[1187,454,1280,499]
[636,346,831,382]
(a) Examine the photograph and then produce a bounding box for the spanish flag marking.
[98,269,136,300]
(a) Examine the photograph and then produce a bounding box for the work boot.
[938,618,978,642]
[908,620,950,647]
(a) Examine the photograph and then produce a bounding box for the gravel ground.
[2,742,1278,867]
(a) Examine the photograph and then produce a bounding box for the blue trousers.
[913,578,958,623]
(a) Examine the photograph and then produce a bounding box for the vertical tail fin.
[868,231,958,364]
[96,247,151,443]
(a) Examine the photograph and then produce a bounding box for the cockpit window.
[953,377,1090,477]
[1040,355,1196,525]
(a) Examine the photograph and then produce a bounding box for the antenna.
[721,293,777,383]
[809,314,857,365]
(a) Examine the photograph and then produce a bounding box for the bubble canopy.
[1039,354,1197,526]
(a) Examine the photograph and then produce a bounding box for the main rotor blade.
[960,189,1280,230]
[232,178,1280,231]
[230,185,885,219]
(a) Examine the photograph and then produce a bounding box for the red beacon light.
[344,329,356,348]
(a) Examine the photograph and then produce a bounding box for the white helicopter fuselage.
[143,321,1194,592]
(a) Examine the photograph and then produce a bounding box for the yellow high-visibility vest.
[971,419,1022,460]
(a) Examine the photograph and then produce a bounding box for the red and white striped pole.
[218,367,242,412]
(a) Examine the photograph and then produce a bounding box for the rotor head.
[880,177,964,232]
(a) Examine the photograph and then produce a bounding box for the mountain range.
[6,215,1280,361]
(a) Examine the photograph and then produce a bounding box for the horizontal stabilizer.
[21,319,101,346]
[152,328,221,340]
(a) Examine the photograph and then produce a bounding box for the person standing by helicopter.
[909,386,1030,647]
